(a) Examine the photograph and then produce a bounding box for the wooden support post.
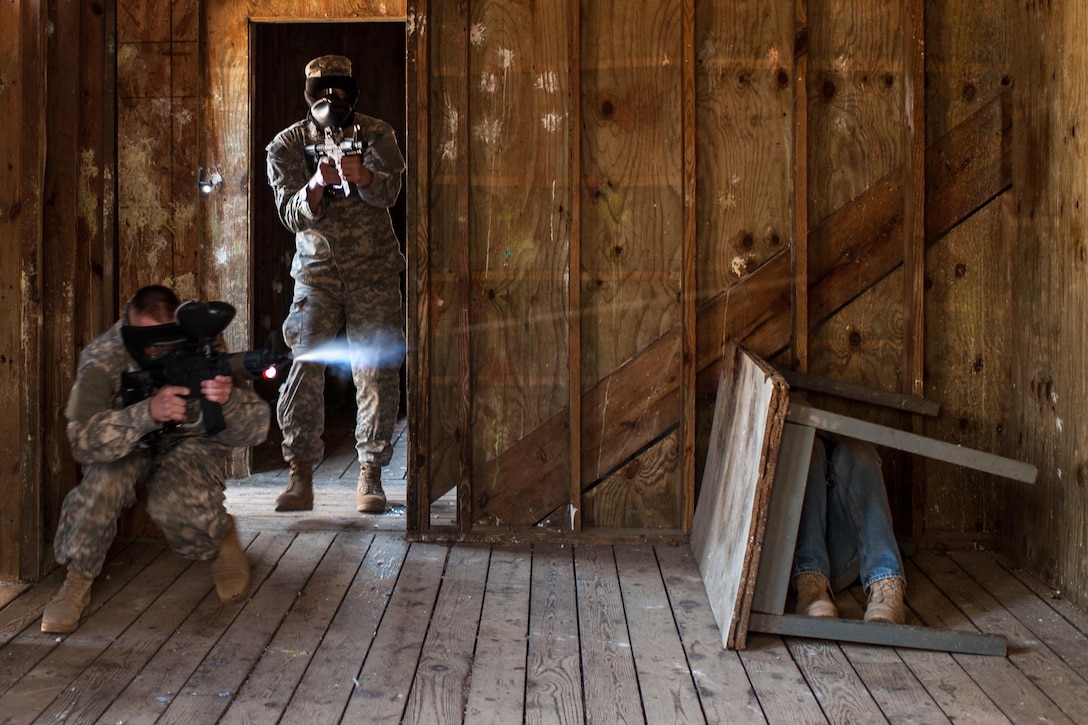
[681,0,697,533]
[408,0,432,533]
[568,0,583,533]
[3,0,47,580]
[791,0,809,374]
[902,0,926,399]
[902,0,927,543]
[456,0,474,533]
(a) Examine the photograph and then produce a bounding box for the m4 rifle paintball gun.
[121,300,291,437]
[304,126,368,196]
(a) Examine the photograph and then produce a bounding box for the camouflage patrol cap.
[305,55,353,79]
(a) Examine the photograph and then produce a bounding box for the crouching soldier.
[41,285,270,634]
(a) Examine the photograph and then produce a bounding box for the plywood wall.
[420,0,693,532]
[694,1,794,295]
[465,0,574,514]
[414,0,1043,549]
[116,0,201,300]
[1004,0,1088,600]
[918,0,1011,545]
[804,0,905,398]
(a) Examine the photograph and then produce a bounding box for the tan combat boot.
[212,516,251,605]
[864,577,906,624]
[275,461,314,511]
[357,465,386,513]
[41,564,94,634]
[794,572,838,618]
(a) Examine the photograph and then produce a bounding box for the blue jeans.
[791,435,904,592]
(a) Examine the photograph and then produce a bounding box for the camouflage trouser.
[54,436,233,577]
[278,269,404,467]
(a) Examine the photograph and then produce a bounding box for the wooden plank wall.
[415,0,1025,540]
[794,3,911,523]
[423,0,693,532]
[1,0,115,581]
[693,0,796,516]
[116,0,201,300]
[465,1,573,521]
[800,4,906,430]
[413,0,1073,560]
[918,0,1010,545]
[694,1,794,297]
[1004,1,1088,601]
[0,0,45,582]
[578,0,686,528]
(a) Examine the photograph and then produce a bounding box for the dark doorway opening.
[250,21,407,472]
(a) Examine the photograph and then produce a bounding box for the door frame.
[201,1,412,477]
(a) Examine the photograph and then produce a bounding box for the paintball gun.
[121,300,292,437]
[304,126,368,196]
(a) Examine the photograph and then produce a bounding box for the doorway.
[249,21,407,473]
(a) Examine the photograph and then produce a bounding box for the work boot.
[275,461,314,511]
[357,465,386,513]
[212,516,251,605]
[41,564,94,634]
[864,577,906,624]
[794,572,838,618]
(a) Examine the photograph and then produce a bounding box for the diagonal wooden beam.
[473,91,1012,526]
[698,89,1011,404]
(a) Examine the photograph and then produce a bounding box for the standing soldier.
[42,285,269,633]
[265,54,406,514]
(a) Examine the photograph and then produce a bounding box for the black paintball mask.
[306,76,358,130]
[121,321,190,370]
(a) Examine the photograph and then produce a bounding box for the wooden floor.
[3,417,1088,723]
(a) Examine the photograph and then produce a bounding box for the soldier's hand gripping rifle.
[121,301,292,436]
[304,126,368,196]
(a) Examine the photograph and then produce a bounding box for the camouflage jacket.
[64,319,270,465]
[265,113,405,285]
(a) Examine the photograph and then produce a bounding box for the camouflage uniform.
[56,317,270,578]
[265,112,406,469]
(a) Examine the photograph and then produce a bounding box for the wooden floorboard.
[526,543,583,724]
[277,532,407,725]
[463,545,531,724]
[4,419,1088,723]
[615,545,704,724]
[576,545,643,724]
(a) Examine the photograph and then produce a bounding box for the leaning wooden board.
[693,343,1035,656]
[690,342,789,649]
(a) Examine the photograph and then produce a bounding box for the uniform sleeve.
[212,383,271,448]
[266,130,324,232]
[356,122,405,209]
[65,362,162,465]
